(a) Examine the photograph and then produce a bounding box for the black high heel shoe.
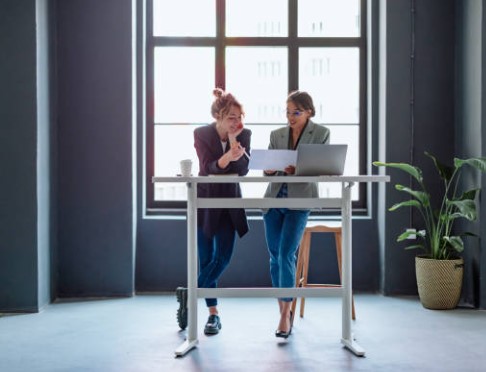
[275,311,293,339]
[275,329,290,339]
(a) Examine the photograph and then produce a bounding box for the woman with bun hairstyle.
[181,88,251,335]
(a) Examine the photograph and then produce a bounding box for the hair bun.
[213,87,224,98]
[210,88,243,119]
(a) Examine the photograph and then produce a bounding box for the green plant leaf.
[397,230,418,242]
[416,230,426,237]
[457,189,479,201]
[372,161,423,182]
[389,199,422,211]
[443,236,464,253]
[395,185,430,206]
[447,199,477,221]
[425,152,454,181]
[454,157,486,172]
[404,244,424,251]
[376,154,484,259]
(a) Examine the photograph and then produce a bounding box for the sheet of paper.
[248,149,297,171]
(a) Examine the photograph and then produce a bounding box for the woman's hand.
[284,165,296,175]
[218,144,245,169]
[227,144,245,161]
[228,122,244,143]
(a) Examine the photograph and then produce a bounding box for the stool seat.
[291,221,356,324]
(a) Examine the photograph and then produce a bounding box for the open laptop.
[295,144,348,176]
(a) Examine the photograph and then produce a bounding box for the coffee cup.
[180,159,192,177]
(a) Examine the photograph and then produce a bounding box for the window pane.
[153,0,215,36]
[226,0,288,37]
[226,47,288,123]
[298,0,360,37]
[154,47,214,123]
[299,48,359,124]
[154,125,201,201]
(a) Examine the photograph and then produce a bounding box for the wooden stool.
[291,221,356,324]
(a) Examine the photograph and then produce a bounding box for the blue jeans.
[197,215,236,308]
[263,207,310,302]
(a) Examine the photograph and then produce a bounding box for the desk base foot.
[341,338,365,357]
[175,339,198,357]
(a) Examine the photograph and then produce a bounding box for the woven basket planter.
[415,255,464,310]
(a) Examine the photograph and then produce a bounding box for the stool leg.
[291,234,306,325]
[299,231,312,319]
[336,231,356,320]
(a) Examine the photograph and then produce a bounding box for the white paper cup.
[180,159,192,177]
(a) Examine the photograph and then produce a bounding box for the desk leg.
[341,182,365,357]
[175,182,199,356]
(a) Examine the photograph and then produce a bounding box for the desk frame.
[152,175,389,357]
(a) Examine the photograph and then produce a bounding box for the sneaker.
[204,314,222,335]
[176,287,187,330]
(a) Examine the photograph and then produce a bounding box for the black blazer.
[194,123,252,238]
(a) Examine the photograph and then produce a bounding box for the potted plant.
[373,152,486,309]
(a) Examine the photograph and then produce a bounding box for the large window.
[147,0,367,213]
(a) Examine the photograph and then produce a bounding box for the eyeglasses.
[286,110,305,117]
[227,115,243,122]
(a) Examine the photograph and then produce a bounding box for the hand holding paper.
[248,149,297,171]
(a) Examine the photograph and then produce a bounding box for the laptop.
[295,144,348,176]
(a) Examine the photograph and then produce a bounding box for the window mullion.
[288,0,298,91]
[216,0,225,88]
[146,0,155,208]
[359,0,368,192]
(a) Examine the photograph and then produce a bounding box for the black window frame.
[145,0,368,215]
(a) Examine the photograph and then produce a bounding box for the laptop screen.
[295,144,348,176]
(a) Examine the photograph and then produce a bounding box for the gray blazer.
[263,120,330,203]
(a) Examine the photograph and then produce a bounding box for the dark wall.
[482,0,486,310]
[36,0,53,308]
[380,0,417,295]
[136,216,382,293]
[56,0,135,297]
[0,0,40,312]
[380,0,458,295]
[455,0,485,308]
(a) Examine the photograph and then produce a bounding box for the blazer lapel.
[299,120,316,145]
[210,123,226,156]
[278,127,290,149]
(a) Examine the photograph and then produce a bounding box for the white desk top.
[152,175,389,184]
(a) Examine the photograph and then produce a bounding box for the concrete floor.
[0,294,485,372]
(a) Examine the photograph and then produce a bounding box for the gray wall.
[56,0,135,297]
[379,0,416,295]
[482,0,486,309]
[380,0,456,295]
[379,0,486,308]
[0,0,51,312]
[1,0,485,312]
[36,0,53,309]
[455,0,486,307]
[135,218,382,292]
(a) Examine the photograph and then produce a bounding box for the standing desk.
[152,175,389,357]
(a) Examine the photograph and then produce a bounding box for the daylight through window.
[147,0,367,212]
